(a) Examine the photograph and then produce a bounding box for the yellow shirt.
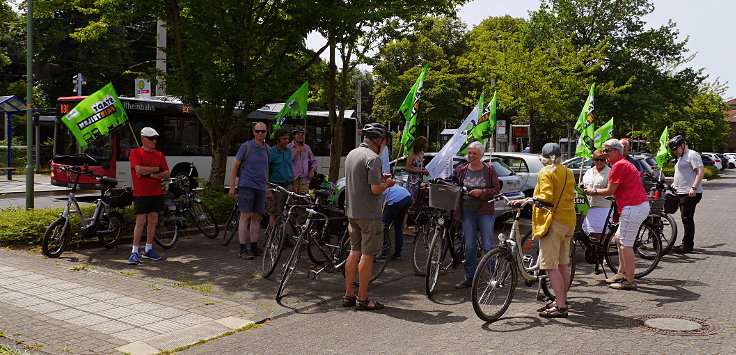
[532,164,576,239]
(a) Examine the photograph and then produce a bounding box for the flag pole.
[128,121,140,148]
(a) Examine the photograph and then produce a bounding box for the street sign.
[496,120,506,135]
[135,79,151,99]
[511,125,529,138]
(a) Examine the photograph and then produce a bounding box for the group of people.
[124,123,705,319]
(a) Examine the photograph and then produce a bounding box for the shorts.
[294,180,309,195]
[539,220,575,270]
[348,218,384,256]
[238,187,266,214]
[134,195,166,215]
[616,201,650,247]
[266,183,290,216]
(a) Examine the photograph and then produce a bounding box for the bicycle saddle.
[98,177,118,188]
[314,189,331,199]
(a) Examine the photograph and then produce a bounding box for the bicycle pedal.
[307,270,317,279]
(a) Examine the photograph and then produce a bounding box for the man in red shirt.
[584,138,649,290]
[128,127,170,264]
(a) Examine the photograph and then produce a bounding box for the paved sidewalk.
[0,174,67,195]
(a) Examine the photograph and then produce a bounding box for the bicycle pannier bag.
[664,191,679,214]
[108,187,133,208]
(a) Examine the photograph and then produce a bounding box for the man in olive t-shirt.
[343,123,394,311]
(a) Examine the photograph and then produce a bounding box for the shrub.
[704,166,719,179]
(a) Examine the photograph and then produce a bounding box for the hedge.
[0,185,236,247]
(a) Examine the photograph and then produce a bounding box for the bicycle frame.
[59,167,112,235]
[496,196,553,283]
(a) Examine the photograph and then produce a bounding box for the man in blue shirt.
[267,128,293,229]
[229,122,270,259]
[380,185,413,260]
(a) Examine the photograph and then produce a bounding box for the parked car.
[724,153,736,168]
[562,155,654,191]
[633,153,661,177]
[492,152,546,197]
[700,154,716,167]
[702,153,723,170]
[334,152,523,217]
[715,153,731,169]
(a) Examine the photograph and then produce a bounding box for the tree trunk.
[209,132,230,188]
[327,35,341,183]
[528,108,537,152]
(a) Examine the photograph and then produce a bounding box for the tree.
[0,0,25,97]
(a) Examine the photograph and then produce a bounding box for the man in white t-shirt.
[668,135,704,254]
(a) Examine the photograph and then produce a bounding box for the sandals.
[539,305,568,318]
[537,301,556,313]
[356,298,384,311]
[342,295,356,307]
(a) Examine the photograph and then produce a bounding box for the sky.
[307,0,736,100]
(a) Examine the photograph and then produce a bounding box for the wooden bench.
[0,167,17,180]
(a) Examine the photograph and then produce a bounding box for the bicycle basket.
[664,192,679,214]
[428,183,460,210]
[106,187,133,208]
[649,197,665,214]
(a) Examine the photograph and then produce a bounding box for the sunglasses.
[671,146,681,151]
[603,148,617,153]
[143,136,158,141]
[254,129,267,134]
[594,158,606,162]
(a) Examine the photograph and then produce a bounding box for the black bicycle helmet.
[291,127,305,134]
[667,135,685,151]
[362,122,389,139]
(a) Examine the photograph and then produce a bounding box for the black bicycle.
[43,163,128,257]
[642,173,678,255]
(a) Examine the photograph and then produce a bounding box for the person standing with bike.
[267,129,293,231]
[668,135,704,254]
[229,122,270,260]
[585,139,649,290]
[379,184,413,261]
[128,127,170,265]
[288,127,318,195]
[343,123,394,311]
[452,141,501,289]
[510,143,575,317]
[581,149,612,240]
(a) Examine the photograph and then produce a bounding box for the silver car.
[492,152,546,197]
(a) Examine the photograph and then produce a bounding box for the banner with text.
[60,83,129,149]
[426,106,479,178]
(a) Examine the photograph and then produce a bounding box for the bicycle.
[154,171,219,248]
[642,173,678,255]
[410,185,435,276]
[572,196,662,280]
[276,195,389,301]
[471,195,571,322]
[42,165,128,258]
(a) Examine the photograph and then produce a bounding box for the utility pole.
[25,0,34,209]
[356,77,362,148]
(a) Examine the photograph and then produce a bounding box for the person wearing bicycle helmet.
[668,135,704,254]
[343,122,395,311]
[511,142,575,317]
[584,139,649,291]
[128,127,170,265]
[288,127,318,194]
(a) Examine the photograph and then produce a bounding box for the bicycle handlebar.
[642,172,676,193]
[267,182,312,200]
[58,165,106,180]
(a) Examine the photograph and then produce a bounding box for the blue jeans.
[461,210,495,279]
[382,196,413,256]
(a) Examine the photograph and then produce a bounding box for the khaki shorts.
[266,185,290,216]
[539,219,575,270]
[348,218,384,256]
[294,180,309,195]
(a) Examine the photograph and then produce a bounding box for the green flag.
[470,91,497,141]
[656,127,671,169]
[272,81,308,136]
[459,93,485,154]
[60,83,129,149]
[575,83,596,158]
[593,118,614,149]
[399,66,427,149]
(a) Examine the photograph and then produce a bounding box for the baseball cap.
[541,143,561,158]
[141,127,159,137]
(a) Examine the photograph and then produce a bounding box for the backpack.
[236,141,271,178]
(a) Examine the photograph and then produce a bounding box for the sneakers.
[605,273,626,284]
[455,277,473,289]
[375,254,387,263]
[609,280,637,290]
[673,245,694,254]
[142,249,162,260]
[239,249,254,260]
[390,253,402,260]
[128,253,140,265]
[250,247,262,257]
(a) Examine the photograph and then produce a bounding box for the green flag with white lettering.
[60,83,128,149]
[399,66,427,149]
[575,84,596,158]
[656,127,671,169]
[470,91,497,141]
[272,81,308,137]
[594,118,614,149]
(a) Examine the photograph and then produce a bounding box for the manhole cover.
[627,315,720,336]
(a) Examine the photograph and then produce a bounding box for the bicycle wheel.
[154,210,180,249]
[412,220,433,276]
[276,234,304,301]
[222,205,239,246]
[262,216,289,278]
[604,221,662,278]
[519,231,576,300]
[188,200,219,239]
[471,248,517,322]
[42,217,69,258]
[97,210,124,248]
[339,229,390,284]
[649,213,677,255]
[425,227,447,296]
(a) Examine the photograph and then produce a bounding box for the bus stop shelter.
[0,95,29,180]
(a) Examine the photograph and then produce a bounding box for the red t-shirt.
[129,148,169,196]
[608,157,648,213]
